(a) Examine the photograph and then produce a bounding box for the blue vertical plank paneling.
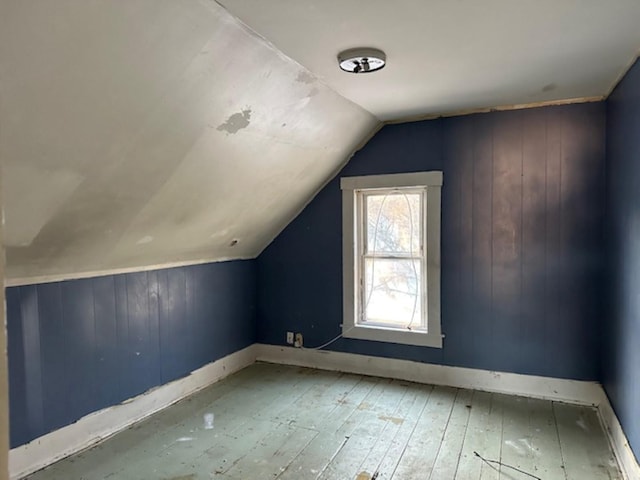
[185,267,199,367]
[37,283,69,431]
[114,274,132,400]
[490,110,523,372]
[125,271,157,396]
[61,279,96,422]
[156,268,171,384]
[19,286,45,440]
[146,270,161,386]
[604,57,640,461]
[257,102,605,380]
[543,107,563,377]
[584,106,606,373]
[165,267,191,381]
[520,108,548,375]
[557,108,581,377]
[218,262,253,355]
[7,260,257,448]
[456,118,475,368]
[470,114,494,371]
[441,115,471,367]
[189,264,212,368]
[203,264,224,359]
[6,288,29,448]
[93,276,120,410]
[209,264,229,356]
[558,107,605,378]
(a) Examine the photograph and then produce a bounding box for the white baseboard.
[255,344,639,480]
[9,344,258,480]
[255,344,602,405]
[598,394,640,480]
[10,343,639,480]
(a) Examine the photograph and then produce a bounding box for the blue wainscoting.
[6,260,256,448]
[604,57,640,462]
[258,102,606,382]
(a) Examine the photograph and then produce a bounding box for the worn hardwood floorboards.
[26,363,622,480]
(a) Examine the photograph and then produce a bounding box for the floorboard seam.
[427,388,460,480]
[388,386,434,480]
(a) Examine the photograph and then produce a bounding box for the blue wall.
[6,260,256,448]
[258,103,606,381]
[6,102,618,452]
[604,58,640,461]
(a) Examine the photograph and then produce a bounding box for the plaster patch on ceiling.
[217,108,252,134]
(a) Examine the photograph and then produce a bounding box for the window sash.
[356,187,427,330]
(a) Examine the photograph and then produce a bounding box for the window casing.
[341,172,443,348]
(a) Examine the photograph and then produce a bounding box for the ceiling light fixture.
[338,48,386,74]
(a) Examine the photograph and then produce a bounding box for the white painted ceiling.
[0,0,377,281]
[1,0,639,282]
[219,0,640,120]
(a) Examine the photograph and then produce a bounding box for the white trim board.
[5,255,255,287]
[254,344,639,480]
[9,345,258,480]
[9,343,639,480]
[255,344,602,405]
[598,394,640,480]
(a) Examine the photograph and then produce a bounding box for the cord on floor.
[474,451,542,480]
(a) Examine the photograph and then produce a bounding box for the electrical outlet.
[294,333,303,348]
[286,331,294,345]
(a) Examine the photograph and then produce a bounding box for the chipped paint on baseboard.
[8,345,258,480]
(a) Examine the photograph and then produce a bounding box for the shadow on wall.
[257,102,606,382]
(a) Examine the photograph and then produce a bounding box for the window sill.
[342,324,443,348]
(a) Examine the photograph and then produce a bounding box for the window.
[341,171,443,348]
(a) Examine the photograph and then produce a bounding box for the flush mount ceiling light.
[338,48,386,74]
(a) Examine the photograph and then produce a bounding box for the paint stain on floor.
[378,415,404,425]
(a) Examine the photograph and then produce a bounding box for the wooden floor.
[27,363,622,480]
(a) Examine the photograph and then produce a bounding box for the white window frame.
[341,171,443,348]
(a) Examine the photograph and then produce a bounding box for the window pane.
[366,193,420,255]
[362,258,423,328]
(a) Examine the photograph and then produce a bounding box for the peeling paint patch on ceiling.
[217,108,252,134]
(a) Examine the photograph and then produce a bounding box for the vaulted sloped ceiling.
[0,0,378,282]
[2,1,640,283]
